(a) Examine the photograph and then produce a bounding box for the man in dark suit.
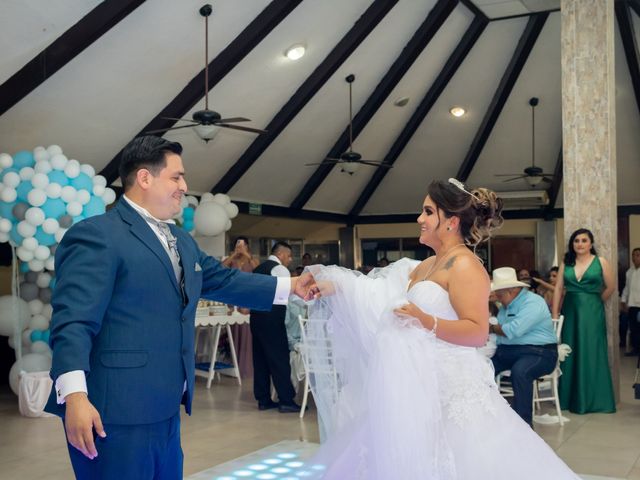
[45,136,311,479]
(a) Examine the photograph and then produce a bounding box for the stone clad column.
[561,0,619,397]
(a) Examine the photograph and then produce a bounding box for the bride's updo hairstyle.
[427,179,504,247]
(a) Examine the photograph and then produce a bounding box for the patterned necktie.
[155,221,182,282]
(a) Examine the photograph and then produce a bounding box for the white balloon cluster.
[177,192,239,237]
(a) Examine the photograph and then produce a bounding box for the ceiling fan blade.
[324,157,343,162]
[502,176,527,182]
[144,124,199,135]
[215,117,250,123]
[217,123,267,134]
[358,160,392,168]
[160,116,198,124]
[495,174,526,177]
[305,160,339,166]
[541,177,553,184]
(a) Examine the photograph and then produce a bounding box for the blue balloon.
[41,198,67,218]
[15,180,32,203]
[19,262,30,273]
[9,226,23,246]
[50,277,56,290]
[12,151,35,169]
[183,207,195,220]
[70,173,93,191]
[182,220,194,231]
[72,215,85,224]
[0,201,16,222]
[0,167,19,182]
[47,170,69,186]
[42,329,50,344]
[30,330,43,343]
[35,227,56,246]
[82,195,105,218]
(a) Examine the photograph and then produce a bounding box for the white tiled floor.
[1,353,639,479]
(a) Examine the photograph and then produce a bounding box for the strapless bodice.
[407,280,459,321]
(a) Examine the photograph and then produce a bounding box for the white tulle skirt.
[303,259,579,480]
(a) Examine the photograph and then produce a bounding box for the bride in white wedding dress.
[303,179,578,479]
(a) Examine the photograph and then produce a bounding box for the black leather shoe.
[258,401,279,411]
[278,402,302,413]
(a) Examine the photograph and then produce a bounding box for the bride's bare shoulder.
[451,252,489,279]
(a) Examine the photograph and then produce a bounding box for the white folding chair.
[533,315,565,425]
[297,315,311,418]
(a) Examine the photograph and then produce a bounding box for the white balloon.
[186,195,199,207]
[28,259,45,272]
[25,207,45,226]
[30,341,51,355]
[224,202,239,219]
[17,220,36,238]
[0,218,12,233]
[21,329,33,346]
[45,256,55,272]
[34,245,50,261]
[76,189,91,205]
[224,219,232,231]
[92,184,105,197]
[3,171,20,188]
[213,193,230,205]
[80,164,95,177]
[27,188,47,207]
[19,167,35,181]
[27,299,44,315]
[0,295,30,336]
[42,218,59,234]
[36,272,52,289]
[45,182,62,199]
[7,335,16,349]
[30,172,49,189]
[34,160,52,174]
[54,228,67,243]
[8,353,52,395]
[180,196,188,209]
[92,175,107,188]
[60,185,77,203]
[46,145,63,156]
[194,202,227,237]
[64,159,80,178]
[200,192,215,203]
[0,187,17,203]
[0,153,13,169]
[16,246,34,262]
[28,314,48,330]
[66,201,82,217]
[102,188,116,205]
[0,232,9,243]
[33,148,49,163]
[21,237,38,251]
[41,303,53,320]
[49,153,68,170]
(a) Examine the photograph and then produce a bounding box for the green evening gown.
[559,256,616,413]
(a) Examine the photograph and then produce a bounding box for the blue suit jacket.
[45,199,276,424]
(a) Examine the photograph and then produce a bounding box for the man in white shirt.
[622,248,640,356]
[250,241,301,413]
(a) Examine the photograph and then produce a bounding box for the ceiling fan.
[495,97,554,187]
[305,74,392,175]
[146,4,267,142]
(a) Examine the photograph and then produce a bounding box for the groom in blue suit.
[45,136,312,479]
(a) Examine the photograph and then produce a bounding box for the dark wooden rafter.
[616,0,640,116]
[459,0,487,20]
[289,0,458,210]
[211,0,400,194]
[348,15,488,216]
[100,0,302,183]
[628,0,640,17]
[0,0,146,116]
[544,148,563,214]
[456,12,548,182]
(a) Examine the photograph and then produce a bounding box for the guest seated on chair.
[490,267,559,428]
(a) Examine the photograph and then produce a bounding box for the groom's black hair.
[119,136,183,191]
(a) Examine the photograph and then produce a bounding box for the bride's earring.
[446,226,451,231]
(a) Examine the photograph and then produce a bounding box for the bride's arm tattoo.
[443,256,457,270]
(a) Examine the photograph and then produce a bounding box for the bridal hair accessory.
[448,178,474,197]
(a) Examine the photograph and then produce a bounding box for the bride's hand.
[394,302,423,319]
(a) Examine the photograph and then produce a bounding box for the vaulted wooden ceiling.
[2,0,640,223]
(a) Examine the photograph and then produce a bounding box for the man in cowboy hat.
[490,266,558,427]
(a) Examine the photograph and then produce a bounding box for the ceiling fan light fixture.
[341,162,359,175]
[194,124,220,142]
[285,44,306,61]
[525,175,543,187]
[450,106,465,117]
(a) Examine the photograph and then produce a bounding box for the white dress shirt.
[55,196,291,403]
[622,266,640,308]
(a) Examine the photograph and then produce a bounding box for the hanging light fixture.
[285,44,306,61]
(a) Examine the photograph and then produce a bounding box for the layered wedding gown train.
[304,258,578,479]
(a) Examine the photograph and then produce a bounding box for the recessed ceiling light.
[450,106,465,117]
[394,96,410,107]
[285,44,305,61]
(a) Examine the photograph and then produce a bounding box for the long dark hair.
[563,228,597,266]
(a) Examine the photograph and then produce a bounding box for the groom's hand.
[291,272,317,301]
[64,392,106,459]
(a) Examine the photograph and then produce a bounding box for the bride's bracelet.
[431,315,438,336]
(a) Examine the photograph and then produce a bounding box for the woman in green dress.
[552,228,616,413]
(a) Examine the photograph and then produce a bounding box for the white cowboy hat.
[491,267,530,291]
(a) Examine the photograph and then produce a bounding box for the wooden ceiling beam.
[616,1,640,117]
[289,0,458,210]
[455,12,548,182]
[211,0,399,194]
[348,15,488,217]
[0,0,146,116]
[100,0,303,183]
